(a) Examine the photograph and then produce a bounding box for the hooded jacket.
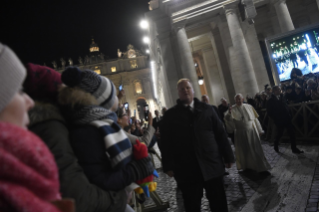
[28,102,127,212]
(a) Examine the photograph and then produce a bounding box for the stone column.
[157,31,179,107]
[271,0,295,33]
[241,21,270,91]
[173,21,202,98]
[223,3,259,96]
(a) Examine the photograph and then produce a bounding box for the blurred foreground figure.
[0,43,61,212]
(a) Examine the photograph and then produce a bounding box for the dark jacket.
[160,98,234,183]
[152,117,161,130]
[28,102,127,212]
[218,104,229,122]
[266,94,292,127]
[69,125,134,191]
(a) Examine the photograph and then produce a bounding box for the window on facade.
[111,67,116,72]
[135,82,142,94]
[90,47,99,52]
[130,60,138,69]
[94,70,101,75]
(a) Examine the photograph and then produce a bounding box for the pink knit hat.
[24,63,62,102]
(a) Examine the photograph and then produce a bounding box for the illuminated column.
[173,21,202,98]
[157,31,179,106]
[271,0,295,33]
[223,3,259,96]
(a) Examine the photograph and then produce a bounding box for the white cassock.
[224,104,271,172]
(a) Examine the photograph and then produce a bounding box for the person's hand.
[148,112,153,126]
[225,163,233,168]
[118,90,125,100]
[259,132,264,136]
[166,171,174,177]
[228,106,232,114]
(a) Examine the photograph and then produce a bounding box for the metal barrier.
[258,100,319,141]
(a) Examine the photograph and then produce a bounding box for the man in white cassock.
[224,94,271,175]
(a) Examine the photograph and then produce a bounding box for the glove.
[127,156,154,182]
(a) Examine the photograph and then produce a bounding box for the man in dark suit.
[152,110,161,131]
[266,86,303,154]
[160,79,235,212]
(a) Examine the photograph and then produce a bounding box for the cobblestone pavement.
[143,142,319,212]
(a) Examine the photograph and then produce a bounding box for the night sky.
[0,0,150,67]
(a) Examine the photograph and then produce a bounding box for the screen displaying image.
[269,28,319,81]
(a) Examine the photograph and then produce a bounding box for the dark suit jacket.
[152,117,161,130]
[160,98,234,183]
[266,94,292,127]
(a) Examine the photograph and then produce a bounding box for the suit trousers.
[178,176,228,212]
[273,121,297,150]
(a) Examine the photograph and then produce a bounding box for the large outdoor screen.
[266,25,319,82]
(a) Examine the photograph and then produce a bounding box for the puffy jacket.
[28,102,127,212]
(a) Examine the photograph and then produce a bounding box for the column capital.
[270,0,287,7]
[223,0,240,14]
[172,19,188,32]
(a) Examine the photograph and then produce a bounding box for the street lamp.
[143,36,150,44]
[140,20,149,29]
[146,49,150,54]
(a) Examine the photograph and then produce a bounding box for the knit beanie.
[24,63,62,102]
[0,43,26,113]
[61,67,116,110]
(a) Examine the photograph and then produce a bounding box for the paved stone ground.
[142,142,319,212]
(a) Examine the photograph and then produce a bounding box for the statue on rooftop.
[117,49,122,58]
[85,55,90,64]
[68,58,73,66]
[52,61,57,70]
[60,58,66,68]
[78,56,83,65]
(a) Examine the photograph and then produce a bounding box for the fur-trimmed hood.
[28,102,64,127]
[58,87,98,109]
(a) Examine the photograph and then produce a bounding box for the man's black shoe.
[292,148,304,154]
[274,146,279,153]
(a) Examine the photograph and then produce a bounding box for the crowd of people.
[247,68,319,112]
[0,42,317,212]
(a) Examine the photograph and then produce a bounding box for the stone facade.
[55,41,160,121]
[145,0,319,106]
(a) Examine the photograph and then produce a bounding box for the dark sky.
[0,0,150,67]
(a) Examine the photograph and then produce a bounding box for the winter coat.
[69,124,135,192]
[28,102,127,212]
[160,98,234,183]
[266,94,292,127]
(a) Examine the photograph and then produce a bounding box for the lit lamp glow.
[140,20,149,29]
[143,36,150,44]
[198,77,204,85]
[146,49,150,54]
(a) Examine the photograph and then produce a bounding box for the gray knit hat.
[0,43,26,112]
[61,67,117,110]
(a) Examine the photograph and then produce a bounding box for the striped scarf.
[70,105,132,169]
